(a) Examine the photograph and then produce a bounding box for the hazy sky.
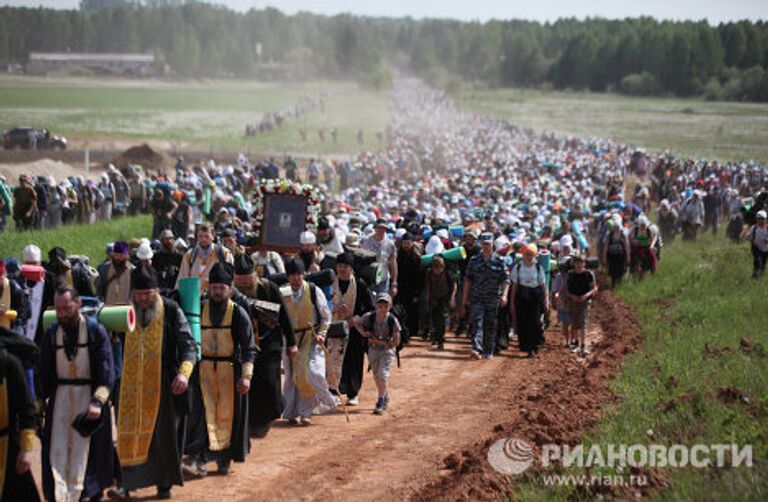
[2,0,766,23]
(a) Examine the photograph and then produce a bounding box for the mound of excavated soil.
[108,143,174,172]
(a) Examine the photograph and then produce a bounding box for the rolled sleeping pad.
[178,277,201,357]
[42,305,135,332]
[422,229,433,240]
[586,257,600,270]
[449,225,465,239]
[1,310,18,323]
[421,245,467,266]
[20,264,46,282]
[269,268,336,289]
[98,306,136,332]
[203,186,212,215]
[572,220,589,251]
[537,250,551,291]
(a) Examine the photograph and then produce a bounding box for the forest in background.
[1,1,767,101]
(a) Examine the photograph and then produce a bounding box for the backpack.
[363,312,397,341]
[513,261,544,283]
[566,269,595,296]
[607,232,626,255]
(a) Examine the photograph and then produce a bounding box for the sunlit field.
[0,75,391,155]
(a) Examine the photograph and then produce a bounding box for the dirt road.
[114,289,639,501]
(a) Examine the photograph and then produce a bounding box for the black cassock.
[338,277,373,400]
[118,298,197,491]
[232,280,296,430]
[0,343,40,502]
[186,300,256,463]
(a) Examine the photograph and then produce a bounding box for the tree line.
[0,2,767,101]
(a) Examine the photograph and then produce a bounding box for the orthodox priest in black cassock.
[111,266,197,500]
[231,253,295,438]
[0,340,40,502]
[185,262,256,475]
[332,253,373,403]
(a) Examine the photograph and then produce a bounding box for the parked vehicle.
[2,127,67,150]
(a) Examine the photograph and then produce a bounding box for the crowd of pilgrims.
[0,79,766,501]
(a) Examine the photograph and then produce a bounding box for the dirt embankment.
[413,289,646,501]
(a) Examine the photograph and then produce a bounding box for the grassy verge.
[516,234,767,500]
[0,215,151,264]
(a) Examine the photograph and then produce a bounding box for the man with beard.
[394,233,421,343]
[109,266,197,500]
[176,224,233,294]
[95,240,134,411]
[0,331,39,501]
[230,253,296,438]
[298,231,322,272]
[317,217,344,258]
[39,286,115,502]
[281,258,336,425]
[185,262,256,476]
[332,252,373,406]
[96,241,134,306]
[220,228,244,256]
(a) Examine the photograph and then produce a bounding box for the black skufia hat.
[209,262,235,286]
[131,265,159,290]
[233,253,255,275]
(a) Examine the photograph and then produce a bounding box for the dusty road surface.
[30,289,640,501]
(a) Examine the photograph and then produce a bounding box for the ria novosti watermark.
[488,437,753,486]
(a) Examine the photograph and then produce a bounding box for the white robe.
[281,284,337,419]
[50,319,93,502]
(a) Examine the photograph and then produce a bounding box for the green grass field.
[0,76,390,155]
[517,235,768,500]
[0,215,151,263]
[460,88,768,165]
[2,76,767,164]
